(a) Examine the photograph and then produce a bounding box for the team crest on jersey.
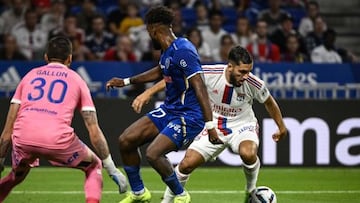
[236,93,245,101]
[165,57,171,69]
[180,59,187,67]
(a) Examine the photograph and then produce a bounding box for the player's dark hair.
[228,45,253,65]
[45,36,72,62]
[144,6,174,26]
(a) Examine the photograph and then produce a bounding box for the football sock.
[175,165,190,186]
[0,171,17,202]
[123,165,145,194]
[84,157,102,202]
[242,156,260,193]
[162,171,184,195]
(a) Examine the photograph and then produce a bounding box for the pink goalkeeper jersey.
[11,62,95,149]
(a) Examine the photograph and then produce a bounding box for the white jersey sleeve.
[246,73,270,103]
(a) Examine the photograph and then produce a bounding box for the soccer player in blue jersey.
[106,6,220,203]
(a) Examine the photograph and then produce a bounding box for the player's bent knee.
[178,160,196,174]
[145,148,158,164]
[239,149,257,165]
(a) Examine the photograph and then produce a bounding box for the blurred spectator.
[270,14,306,54]
[167,0,187,36]
[107,0,129,36]
[140,0,162,8]
[201,9,227,52]
[213,34,235,62]
[231,16,256,47]
[118,3,144,35]
[31,0,51,19]
[11,8,47,60]
[103,35,137,62]
[311,28,342,63]
[246,20,280,63]
[209,0,234,11]
[281,33,308,63]
[71,36,90,61]
[234,0,251,13]
[40,0,66,33]
[0,34,27,60]
[85,14,115,60]
[305,15,326,53]
[76,0,103,34]
[257,0,290,34]
[194,2,209,31]
[1,0,27,33]
[49,13,85,45]
[282,0,306,7]
[186,26,213,62]
[128,24,151,61]
[298,0,322,37]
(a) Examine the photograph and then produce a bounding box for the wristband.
[205,121,215,130]
[123,78,131,86]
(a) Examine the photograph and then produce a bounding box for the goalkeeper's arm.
[81,110,127,193]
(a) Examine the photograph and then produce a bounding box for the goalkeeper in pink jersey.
[0,36,127,203]
[131,45,287,203]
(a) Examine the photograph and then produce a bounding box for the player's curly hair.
[46,36,72,62]
[144,6,174,26]
[228,45,253,65]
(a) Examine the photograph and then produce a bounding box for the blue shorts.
[146,105,204,149]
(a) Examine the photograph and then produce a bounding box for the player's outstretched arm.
[106,65,162,91]
[189,74,223,144]
[81,111,128,193]
[263,95,287,142]
[0,103,20,174]
[132,79,166,113]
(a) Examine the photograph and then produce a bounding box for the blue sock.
[163,172,184,195]
[123,165,144,192]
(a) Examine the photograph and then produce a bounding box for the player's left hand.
[208,128,223,144]
[272,128,287,142]
[106,77,125,91]
[132,92,151,113]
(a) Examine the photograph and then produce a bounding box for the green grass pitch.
[2,167,360,203]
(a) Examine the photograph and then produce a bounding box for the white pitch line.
[11,190,360,195]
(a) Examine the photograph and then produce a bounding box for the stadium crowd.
[0,0,358,63]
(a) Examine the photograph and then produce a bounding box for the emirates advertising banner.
[1,99,359,167]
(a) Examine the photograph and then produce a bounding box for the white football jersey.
[202,64,270,133]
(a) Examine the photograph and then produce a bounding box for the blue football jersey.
[159,37,203,118]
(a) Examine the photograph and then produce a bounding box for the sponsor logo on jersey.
[165,57,171,69]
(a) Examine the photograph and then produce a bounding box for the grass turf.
[1,167,359,203]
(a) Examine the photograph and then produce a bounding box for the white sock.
[242,156,260,193]
[175,165,190,186]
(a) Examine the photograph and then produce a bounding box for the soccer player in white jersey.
[131,45,287,202]
[0,36,127,203]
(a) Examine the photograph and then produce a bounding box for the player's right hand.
[106,77,125,91]
[208,128,223,144]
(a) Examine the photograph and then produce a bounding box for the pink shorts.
[12,136,91,169]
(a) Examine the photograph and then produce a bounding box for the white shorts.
[188,122,259,161]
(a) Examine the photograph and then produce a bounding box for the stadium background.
[0,1,359,202]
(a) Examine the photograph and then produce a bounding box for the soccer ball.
[248,186,277,203]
